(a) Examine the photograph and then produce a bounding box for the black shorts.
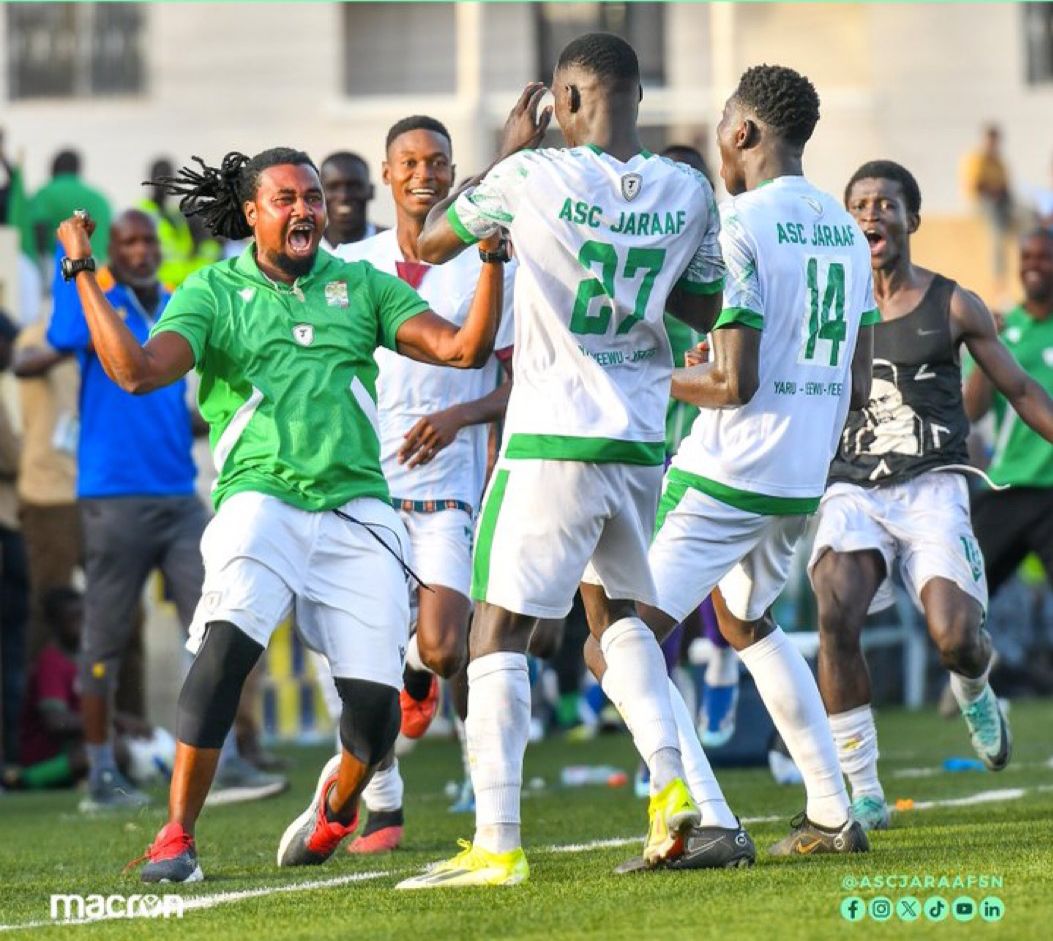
[971,486,1053,597]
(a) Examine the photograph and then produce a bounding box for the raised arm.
[420,83,551,264]
[671,323,760,408]
[56,215,193,395]
[956,286,1053,442]
[394,236,505,368]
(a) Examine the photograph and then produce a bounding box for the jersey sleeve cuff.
[861,307,881,326]
[675,275,724,297]
[446,203,481,246]
[383,301,433,351]
[713,306,763,331]
[150,324,204,366]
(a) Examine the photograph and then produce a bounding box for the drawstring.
[332,508,434,592]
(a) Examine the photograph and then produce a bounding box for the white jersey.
[672,176,879,512]
[336,229,515,506]
[450,146,723,465]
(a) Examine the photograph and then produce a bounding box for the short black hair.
[148,147,317,239]
[385,115,452,153]
[43,586,82,626]
[52,149,80,176]
[844,160,922,216]
[661,143,710,182]
[1021,225,1053,245]
[320,151,369,175]
[556,32,639,88]
[734,65,820,147]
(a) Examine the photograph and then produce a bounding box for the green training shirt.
[987,305,1053,489]
[152,245,430,511]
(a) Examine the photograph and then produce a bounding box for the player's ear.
[569,84,581,113]
[243,199,257,228]
[907,211,921,235]
[449,164,457,188]
[381,162,391,187]
[739,119,758,150]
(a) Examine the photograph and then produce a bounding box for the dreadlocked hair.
[146,147,317,239]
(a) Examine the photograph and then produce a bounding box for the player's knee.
[815,570,867,640]
[177,621,263,748]
[415,632,466,679]
[335,678,400,766]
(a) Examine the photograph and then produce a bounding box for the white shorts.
[399,507,473,598]
[188,491,411,689]
[472,458,662,619]
[808,471,988,615]
[650,480,808,624]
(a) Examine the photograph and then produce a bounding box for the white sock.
[738,628,849,829]
[362,759,404,813]
[467,652,529,854]
[705,645,740,688]
[667,679,738,828]
[405,633,431,674]
[829,705,883,801]
[949,658,992,708]
[599,617,682,793]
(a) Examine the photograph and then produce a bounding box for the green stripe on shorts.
[471,469,510,601]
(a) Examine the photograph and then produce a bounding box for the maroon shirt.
[19,644,79,765]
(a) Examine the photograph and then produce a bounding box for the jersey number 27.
[569,240,666,337]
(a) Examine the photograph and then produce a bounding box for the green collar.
[584,143,653,159]
[234,242,339,289]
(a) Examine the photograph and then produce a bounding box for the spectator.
[319,151,384,251]
[11,319,79,664]
[0,310,28,766]
[1028,154,1053,227]
[4,587,151,790]
[47,209,285,810]
[961,124,1014,289]
[139,157,220,287]
[29,149,111,262]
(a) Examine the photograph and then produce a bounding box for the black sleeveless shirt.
[829,274,971,487]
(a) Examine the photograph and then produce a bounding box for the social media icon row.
[841,895,1004,922]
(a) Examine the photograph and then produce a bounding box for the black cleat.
[767,811,869,857]
[614,822,756,874]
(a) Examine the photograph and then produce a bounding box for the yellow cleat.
[644,778,701,866]
[395,839,529,889]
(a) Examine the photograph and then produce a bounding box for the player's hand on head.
[499,82,553,158]
[56,213,95,259]
[398,409,463,468]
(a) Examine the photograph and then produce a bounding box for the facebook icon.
[841,896,865,922]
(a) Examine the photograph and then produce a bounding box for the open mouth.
[863,228,886,256]
[287,224,315,255]
[409,187,438,202]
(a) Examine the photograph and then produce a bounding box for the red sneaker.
[276,754,359,866]
[347,808,405,854]
[131,822,203,883]
[400,675,440,739]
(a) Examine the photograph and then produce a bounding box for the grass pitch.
[1,700,1051,939]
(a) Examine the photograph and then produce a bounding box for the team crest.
[1043,348,1053,368]
[324,280,349,308]
[292,324,314,346]
[239,287,255,302]
[621,172,642,201]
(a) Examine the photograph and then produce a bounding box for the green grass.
[2,700,1052,939]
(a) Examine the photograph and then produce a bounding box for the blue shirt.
[46,256,197,499]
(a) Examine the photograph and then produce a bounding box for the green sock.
[556,693,580,728]
[21,752,74,790]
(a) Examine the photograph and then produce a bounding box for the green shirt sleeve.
[150,271,217,365]
[861,307,881,326]
[366,265,432,351]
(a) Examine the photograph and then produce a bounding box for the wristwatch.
[478,239,511,264]
[60,256,97,282]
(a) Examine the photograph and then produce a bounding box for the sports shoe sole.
[142,863,205,884]
[277,754,342,866]
[206,777,289,807]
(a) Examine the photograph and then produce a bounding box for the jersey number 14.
[569,240,666,337]
[800,256,849,368]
